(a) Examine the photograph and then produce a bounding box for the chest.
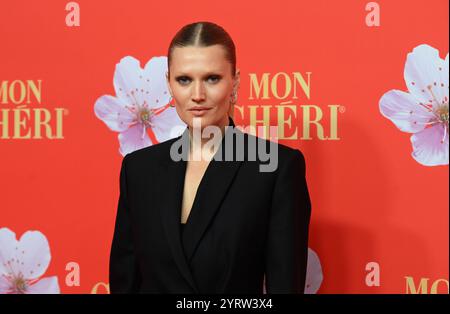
[181,160,211,223]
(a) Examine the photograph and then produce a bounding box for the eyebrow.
[173,71,223,78]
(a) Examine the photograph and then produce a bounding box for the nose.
[191,81,206,103]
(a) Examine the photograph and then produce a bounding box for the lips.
[188,106,211,117]
[188,106,212,111]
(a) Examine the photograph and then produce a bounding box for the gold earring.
[230,91,237,105]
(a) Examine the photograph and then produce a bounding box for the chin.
[189,116,210,127]
[188,115,223,130]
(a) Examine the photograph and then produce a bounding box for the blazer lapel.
[158,142,199,293]
[182,119,244,263]
[158,117,244,292]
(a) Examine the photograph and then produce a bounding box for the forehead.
[170,45,231,74]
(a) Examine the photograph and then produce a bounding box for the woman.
[109,21,312,294]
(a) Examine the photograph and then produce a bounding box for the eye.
[207,75,221,83]
[175,75,221,85]
[176,76,191,85]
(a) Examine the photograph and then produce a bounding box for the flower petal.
[0,228,18,276]
[0,274,11,293]
[143,56,171,109]
[411,124,449,166]
[26,276,60,294]
[404,44,448,106]
[16,231,51,280]
[94,95,135,132]
[436,52,449,104]
[113,56,146,106]
[118,124,152,156]
[443,53,449,92]
[151,107,187,143]
[304,248,323,294]
[379,89,434,133]
[440,53,449,103]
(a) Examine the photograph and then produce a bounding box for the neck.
[188,116,230,161]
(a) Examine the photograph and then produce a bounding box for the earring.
[230,91,238,105]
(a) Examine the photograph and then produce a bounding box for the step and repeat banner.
[0,0,448,294]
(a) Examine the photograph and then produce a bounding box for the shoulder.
[239,128,306,166]
[121,136,181,170]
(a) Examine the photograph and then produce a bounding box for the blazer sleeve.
[265,149,312,294]
[109,155,141,293]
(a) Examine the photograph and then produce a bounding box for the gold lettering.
[248,105,272,139]
[271,72,291,100]
[27,80,42,104]
[328,105,340,140]
[301,105,325,140]
[13,105,31,139]
[0,109,9,139]
[277,101,297,140]
[292,72,311,100]
[0,107,66,140]
[91,282,110,294]
[9,80,26,104]
[405,276,429,294]
[249,73,270,100]
[430,279,449,294]
[0,81,8,104]
[54,108,65,139]
[0,80,42,104]
[34,108,52,139]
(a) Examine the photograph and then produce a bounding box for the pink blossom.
[0,228,59,294]
[379,44,449,166]
[94,56,186,156]
[305,248,323,294]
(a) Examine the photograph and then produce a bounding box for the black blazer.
[109,117,312,294]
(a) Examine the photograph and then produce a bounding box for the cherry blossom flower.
[304,248,323,294]
[94,56,186,156]
[0,228,59,294]
[379,44,449,166]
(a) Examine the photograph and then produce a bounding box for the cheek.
[171,87,189,107]
[209,85,232,104]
